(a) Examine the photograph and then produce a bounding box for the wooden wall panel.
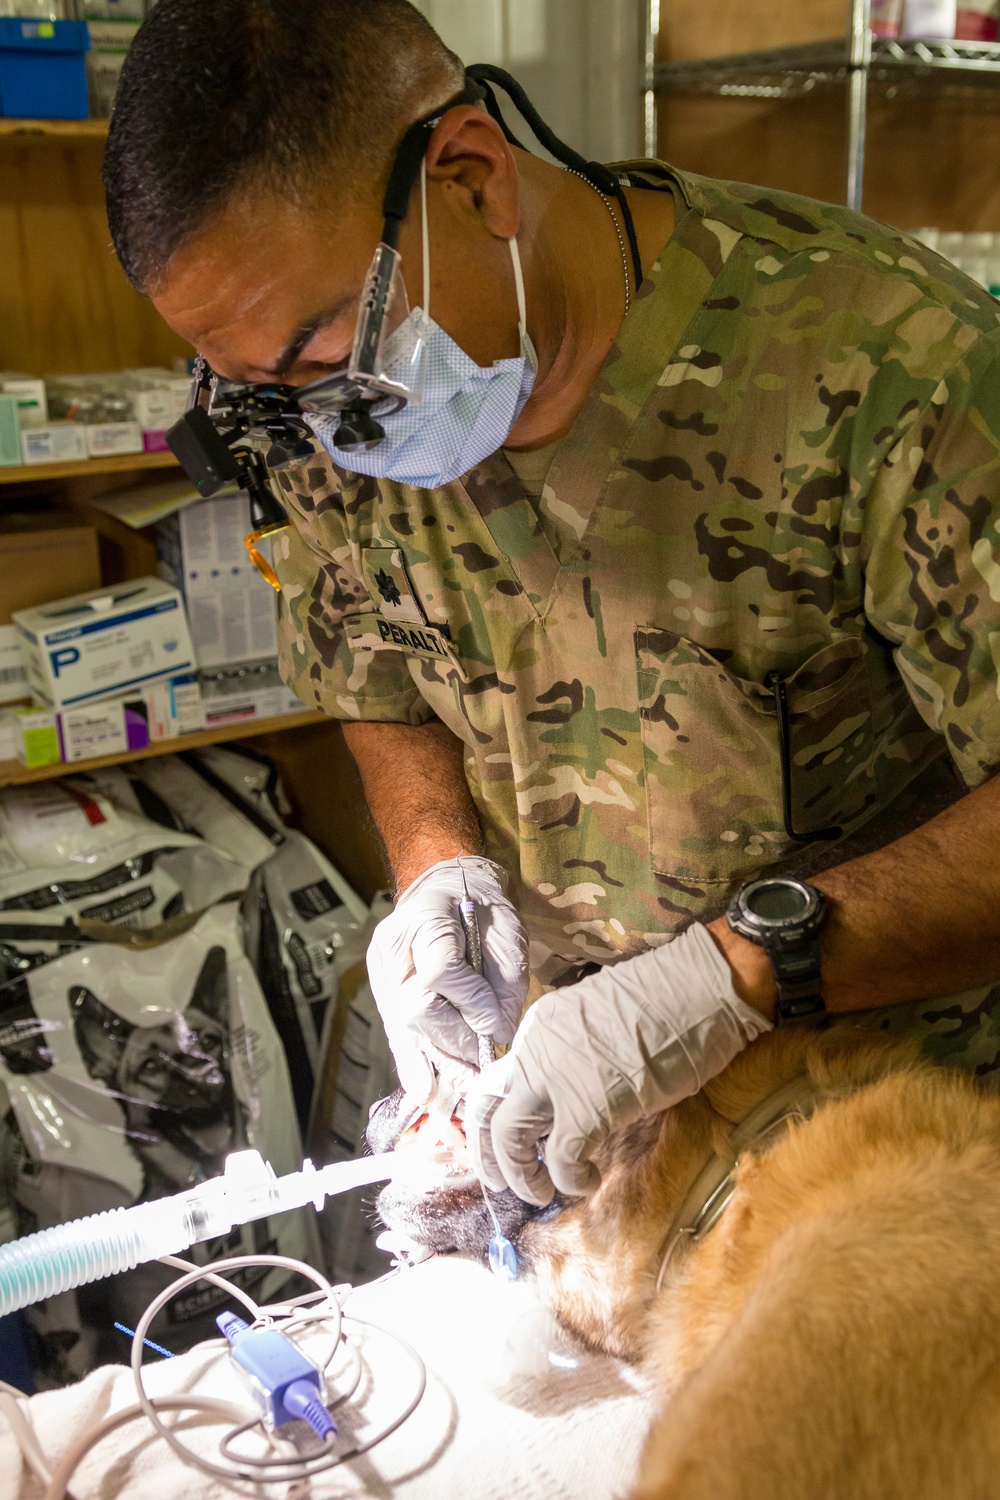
[661,0,845,58]
[657,0,1000,231]
[0,138,191,375]
[252,720,389,904]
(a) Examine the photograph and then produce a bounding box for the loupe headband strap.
[381,77,487,249]
[466,62,644,291]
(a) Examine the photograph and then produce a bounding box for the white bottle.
[902,0,957,35]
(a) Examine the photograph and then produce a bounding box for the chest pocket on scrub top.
[635,632,877,885]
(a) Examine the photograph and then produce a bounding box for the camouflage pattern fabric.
[844,982,1000,1084]
[273,162,1000,1078]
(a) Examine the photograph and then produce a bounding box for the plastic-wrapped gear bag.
[127,754,285,877]
[242,830,368,1130]
[196,743,294,823]
[0,775,246,935]
[309,893,399,1286]
[0,901,317,1386]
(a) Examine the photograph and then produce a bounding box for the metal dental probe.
[458,857,496,1072]
[457,861,518,1279]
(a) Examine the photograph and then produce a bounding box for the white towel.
[1,1256,655,1500]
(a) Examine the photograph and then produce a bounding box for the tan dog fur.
[518,1026,1000,1499]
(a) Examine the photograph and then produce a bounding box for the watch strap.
[768,937,825,1026]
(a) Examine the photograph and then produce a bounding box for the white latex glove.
[466,923,771,1206]
[367,855,528,1104]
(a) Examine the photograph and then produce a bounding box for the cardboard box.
[84,420,143,457]
[143,673,204,741]
[0,396,19,466]
[199,660,302,728]
[0,373,47,427]
[0,516,101,705]
[58,697,149,762]
[13,576,195,712]
[0,709,18,763]
[0,626,26,704]
[200,683,303,729]
[128,385,172,431]
[20,422,87,466]
[125,369,191,426]
[157,493,279,669]
[14,705,60,769]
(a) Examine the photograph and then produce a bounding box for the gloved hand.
[466,923,771,1206]
[367,855,529,1105]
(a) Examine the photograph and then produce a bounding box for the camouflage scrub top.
[274,162,1000,1016]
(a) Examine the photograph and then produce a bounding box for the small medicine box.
[0,19,90,120]
[12,576,196,712]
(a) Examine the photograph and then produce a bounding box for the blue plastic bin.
[0,18,90,120]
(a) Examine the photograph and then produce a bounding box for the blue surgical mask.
[308,163,537,490]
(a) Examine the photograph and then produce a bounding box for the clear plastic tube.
[0,1151,396,1318]
[0,1199,193,1317]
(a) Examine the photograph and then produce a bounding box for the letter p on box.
[49,646,81,677]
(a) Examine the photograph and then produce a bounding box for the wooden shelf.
[0,451,180,486]
[0,118,109,140]
[0,709,326,788]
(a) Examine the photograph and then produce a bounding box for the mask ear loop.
[508,233,528,342]
[422,154,528,351]
[420,157,431,319]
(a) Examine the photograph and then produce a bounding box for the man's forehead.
[151,191,377,358]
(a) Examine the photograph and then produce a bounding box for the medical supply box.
[0,397,19,467]
[0,373,47,428]
[157,493,280,669]
[0,18,89,120]
[57,696,150,762]
[20,422,87,466]
[13,704,60,769]
[12,576,195,712]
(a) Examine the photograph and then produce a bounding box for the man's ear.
[424,106,520,240]
[69,986,132,1086]
[188,946,230,1032]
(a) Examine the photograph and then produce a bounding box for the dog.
[369,1024,1000,1498]
[70,944,247,1198]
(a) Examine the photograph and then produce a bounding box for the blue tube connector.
[216,1312,336,1441]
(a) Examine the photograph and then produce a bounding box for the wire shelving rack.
[649,0,1000,210]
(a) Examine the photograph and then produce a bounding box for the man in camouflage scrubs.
[105,0,1000,1204]
[273,161,1000,1074]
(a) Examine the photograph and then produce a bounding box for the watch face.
[744,880,810,924]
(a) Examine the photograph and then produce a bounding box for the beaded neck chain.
[567,168,631,314]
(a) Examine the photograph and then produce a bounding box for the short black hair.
[104,0,463,291]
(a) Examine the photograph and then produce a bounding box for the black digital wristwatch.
[726,877,828,1027]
